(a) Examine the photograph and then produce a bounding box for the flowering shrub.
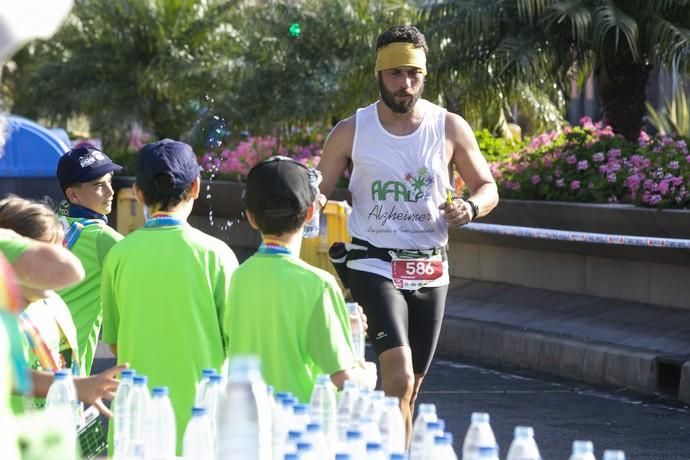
[201,131,326,182]
[493,117,690,209]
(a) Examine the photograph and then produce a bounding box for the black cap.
[136,139,201,197]
[245,156,317,217]
[56,146,122,187]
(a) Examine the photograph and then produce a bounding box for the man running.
[318,24,499,438]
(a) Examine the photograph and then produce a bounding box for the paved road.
[419,354,689,459]
[95,344,689,459]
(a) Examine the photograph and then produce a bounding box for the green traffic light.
[289,23,301,37]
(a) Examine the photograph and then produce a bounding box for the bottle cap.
[133,375,148,385]
[335,454,351,460]
[152,386,168,396]
[418,403,436,414]
[366,442,382,451]
[201,368,215,378]
[293,403,308,415]
[209,374,222,383]
[471,412,490,423]
[603,450,626,460]
[296,442,312,451]
[306,423,321,432]
[514,426,534,438]
[316,374,330,385]
[191,406,207,416]
[572,440,594,454]
[121,369,135,379]
[54,369,70,380]
[346,429,362,440]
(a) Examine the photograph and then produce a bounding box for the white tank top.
[347,99,451,286]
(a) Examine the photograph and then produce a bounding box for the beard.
[378,74,424,114]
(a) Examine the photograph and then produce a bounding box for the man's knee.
[382,369,415,401]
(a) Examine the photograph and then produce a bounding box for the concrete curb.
[680,362,690,403]
[437,317,664,396]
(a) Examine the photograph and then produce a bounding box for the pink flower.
[531,175,541,185]
[577,160,589,171]
[649,194,663,206]
[570,180,581,190]
[566,155,577,165]
[592,152,605,162]
[555,178,565,188]
[607,173,617,183]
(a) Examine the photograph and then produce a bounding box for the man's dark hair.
[249,196,309,237]
[376,24,428,53]
[140,174,193,211]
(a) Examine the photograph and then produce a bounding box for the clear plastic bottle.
[462,412,497,460]
[419,420,445,459]
[366,390,386,421]
[147,386,176,460]
[304,422,330,459]
[433,433,458,460]
[204,373,224,438]
[351,388,372,425]
[112,368,135,458]
[345,302,366,361]
[184,406,214,460]
[309,375,337,445]
[366,442,387,460]
[292,403,311,433]
[344,429,366,460]
[337,380,359,441]
[378,396,405,455]
[569,441,597,460]
[506,426,541,460]
[126,375,151,459]
[45,369,80,427]
[216,355,272,460]
[602,450,625,460]
[409,403,437,460]
[296,441,316,460]
[303,168,322,238]
[195,368,216,406]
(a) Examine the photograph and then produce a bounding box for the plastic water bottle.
[195,368,216,406]
[296,441,316,460]
[366,390,386,421]
[127,375,151,459]
[45,369,80,426]
[433,433,458,460]
[303,168,322,238]
[112,368,135,458]
[462,412,497,460]
[345,302,366,361]
[366,442,387,460]
[292,403,311,432]
[569,441,596,460]
[351,388,372,424]
[184,406,214,460]
[420,420,445,457]
[602,450,625,460]
[379,396,405,454]
[337,381,359,441]
[409,403,437,459]
[304,423,330,458]
[147,386,176,460]
[203,373,224,438]
[216,355,272,460]
[506,426,541,460]
[309,375,337,445]
[344,429,366,460]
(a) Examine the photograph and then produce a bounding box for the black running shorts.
[347,268,448,375]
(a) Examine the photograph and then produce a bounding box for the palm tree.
[420,0,690,140]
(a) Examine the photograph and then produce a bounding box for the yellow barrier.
[300,200,351,292]
[115,187,146,236]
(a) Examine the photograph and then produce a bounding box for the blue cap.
[192,406,207,416]
[136,139,200,198]
[152,386,168,396]
[121,369,135,379]
[133,375,148,385]
[57,146,122,187]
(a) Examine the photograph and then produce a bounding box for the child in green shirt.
[56,146,124,375]
[224,156,376,404]
[101,139,238,454]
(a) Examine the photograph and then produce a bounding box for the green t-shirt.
[101,224,238,454]
[58,218,122,375]
[224,252,355,404]
[0,235,30,264]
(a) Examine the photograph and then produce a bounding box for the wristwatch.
[465,199,479,221]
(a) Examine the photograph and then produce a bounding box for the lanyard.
[144,213,185,228]
[63,219,101,250]
[257,242,292,256]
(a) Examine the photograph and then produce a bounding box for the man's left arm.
[441,113,499,227]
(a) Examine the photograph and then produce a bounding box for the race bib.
[391,255,443,290]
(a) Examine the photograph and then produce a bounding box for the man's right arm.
[331,362,377,391]
[318,117,356,197]
[9,237,84,292]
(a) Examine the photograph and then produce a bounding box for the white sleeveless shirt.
[347,99,451,286]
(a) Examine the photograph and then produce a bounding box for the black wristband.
[465,199,479,221]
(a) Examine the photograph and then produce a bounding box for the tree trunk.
[597,52,651,141]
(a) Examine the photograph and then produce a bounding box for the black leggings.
[347,268,448,375]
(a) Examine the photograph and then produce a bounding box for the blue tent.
[0,115,69,201]
[0,114,69,177]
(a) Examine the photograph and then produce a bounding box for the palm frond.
[592,3,639,60]
[541,0,592,45]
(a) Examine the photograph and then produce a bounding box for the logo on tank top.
[371,167,434,202]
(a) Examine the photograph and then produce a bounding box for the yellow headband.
[375,42,427,75]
